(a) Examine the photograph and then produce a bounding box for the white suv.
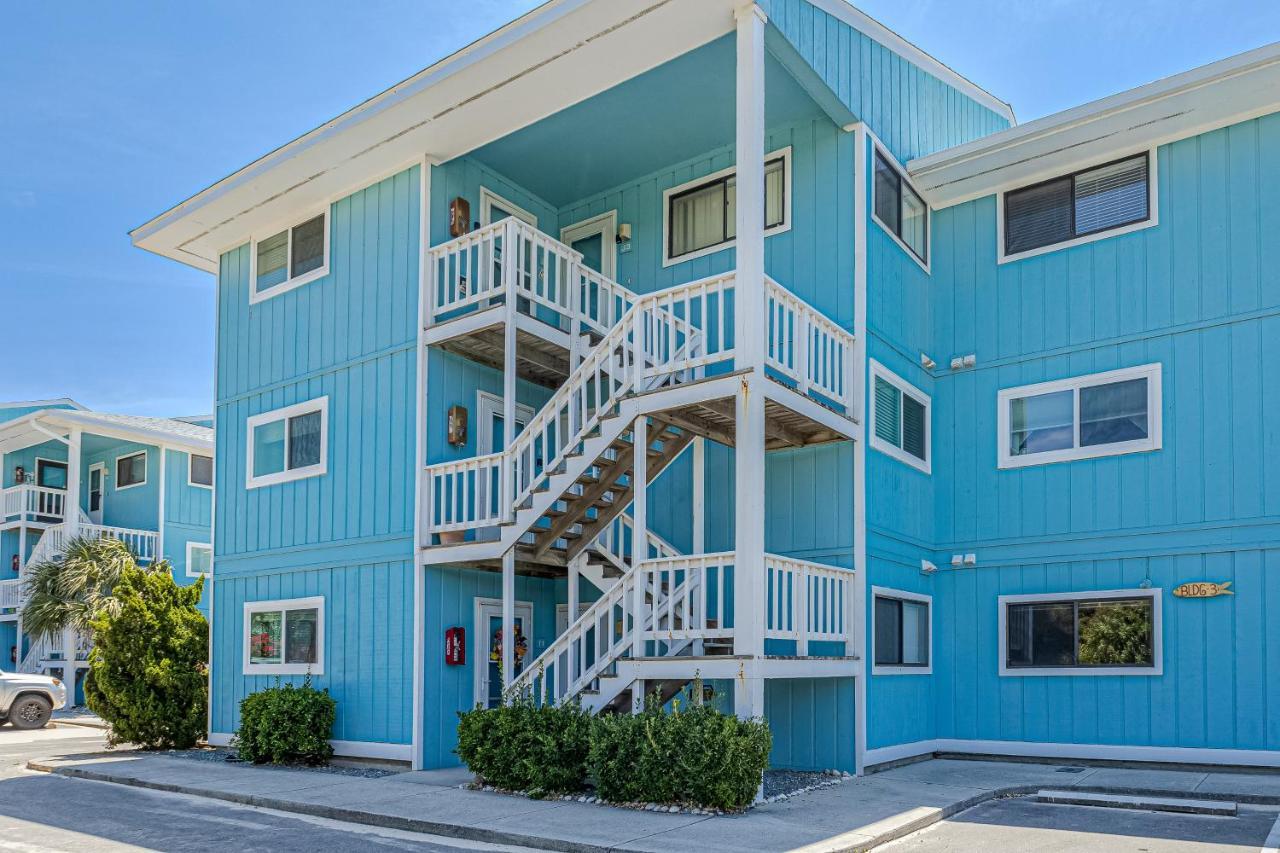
[0,668,67,729]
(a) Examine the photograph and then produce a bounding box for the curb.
[51,719,109,731]
[25,760,1280,852]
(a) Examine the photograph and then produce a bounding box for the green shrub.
[84,563,208,749]
[589,686,772,810]
[456,697,593,796]
[234,678,336,765]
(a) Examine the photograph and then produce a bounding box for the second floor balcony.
[1,484,66,527]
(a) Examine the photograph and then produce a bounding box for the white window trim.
[243,596,325,676]
[870,143,930,273]
[186,541,212,578]
[114,451,148,491]
[998,588,1163,677]
[661,146,792,267]
[34,456,68,489]
[188,452,214,489]
[871,585,933,675]
[997,147,1159,265]
[868,359,931,474]
[475,391,534,453]
[245,396,330,489]
[479,186,538,227]
[247,207,332,305]
[997,363,1162,469]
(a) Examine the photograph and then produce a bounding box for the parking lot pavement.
[879,795,1280,852]
[0,723,110,776]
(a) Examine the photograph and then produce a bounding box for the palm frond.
[21,536,141,639]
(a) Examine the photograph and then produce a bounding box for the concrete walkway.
[26,753,1280,853]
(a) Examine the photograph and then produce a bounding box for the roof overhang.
[0,410,214,456]
[908,41,1280,209]
[131,0,741,273]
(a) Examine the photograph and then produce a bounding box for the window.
[663,148,791,265]
[35,459,67,489]
[999,589,1161,676]
[115,451,147,490]
[246,397,329,488]
[1002,152,1153,260]
[186,542,212,578]
[872,587,931,674]
[250,211,329,302]
[872,149,928,265]
[869,360,930,473]
[243,597,323,675]
[189,454,213,488]
[998,364,1161,468]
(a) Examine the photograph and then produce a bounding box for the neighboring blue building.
[133,0,1280,773]
[0,399,214,698]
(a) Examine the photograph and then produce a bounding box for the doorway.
[560,211,617,280]
[473,598,534,709]
[86,463,105,525]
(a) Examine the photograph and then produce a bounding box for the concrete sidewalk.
[27,753,1280,852]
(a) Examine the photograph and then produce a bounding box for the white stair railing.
[18,634,52,674]
[0,578,23,612]
[2,485,67,523]
[765,277,856,416]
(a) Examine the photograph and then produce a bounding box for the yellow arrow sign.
[1173,581,1234,599]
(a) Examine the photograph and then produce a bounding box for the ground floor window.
[872,587,931,674]
[999,589,1161,676]
[243,596,323,675]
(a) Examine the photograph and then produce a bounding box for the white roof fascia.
[909,41,1280,209]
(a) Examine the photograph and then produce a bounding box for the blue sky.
[2,1,1276,417]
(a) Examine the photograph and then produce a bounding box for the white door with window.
[474,599,534,709]
[87,463,106,524]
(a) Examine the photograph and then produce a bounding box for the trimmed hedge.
[234,678,336,765]
[456,697,592,797]
[456,685,772,811]
[589,692,772,810]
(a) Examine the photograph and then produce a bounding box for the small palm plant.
[21,536,140,640]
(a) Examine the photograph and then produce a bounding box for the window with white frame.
[663,148,790,265]
[1002,152,1153,260]
[243,597,323,675]
[246,397,328,488]
[999,589,1161,676]
[872,149,928,265]
[998,364,1161,468]
[251,211,329,302]
[872,587,931,674]
[115,451,147,490]
[189,453,213,488]
[186,542,212,578]
[869,360,930,473]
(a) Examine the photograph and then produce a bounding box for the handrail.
[2,484,67,521]
[765,276,856,415]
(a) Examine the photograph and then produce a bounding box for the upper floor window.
[1002,153,1152,260]
[243,596,323,675]
[872,587,931,674]
[250,211,329,303]
[998,364,1161,469]
[186,542,212,578]
[869,360,930,474]
[35,458,67,489]
[116,451,147,490]
[872,149,928,266]
[663,148,790,266]
[999,589,1161,676]
[189,454,213,488]
[246,397,328,488]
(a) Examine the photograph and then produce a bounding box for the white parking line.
[1260,811,1280,853]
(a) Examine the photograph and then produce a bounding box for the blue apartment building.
[0,398,213,699]
[132,0,1280,773]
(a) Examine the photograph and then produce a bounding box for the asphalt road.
[880,795,1280,852]
[0,724,540,852]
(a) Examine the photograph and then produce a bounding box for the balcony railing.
[2,485,66,524]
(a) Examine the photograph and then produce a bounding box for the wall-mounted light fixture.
[921,559,937,575]
[921,353,936,370]
[615,223,632,254]
[949,354,977,370]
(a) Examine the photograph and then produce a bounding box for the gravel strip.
[162,747,398,778]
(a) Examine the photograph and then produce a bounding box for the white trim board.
[186,541,212,579]
[206,731,411,762]
[247,206,332,305]
[864,738,1280,770]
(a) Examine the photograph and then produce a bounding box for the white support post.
[65,428,82,537]
[630,417,648,659]
[157,448,167,562]
[567,557,580,681]
[411,155,434,770]
[734,3,767,374]
[502,221,519,522]
[691,438,705,554]
[501,547,515,696]
[733,379,766,719]
[852,124,871,776]
[631,680,646,715]
[568,255,583,372]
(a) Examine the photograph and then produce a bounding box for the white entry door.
[474,599,534,709]
[87,463,106,524]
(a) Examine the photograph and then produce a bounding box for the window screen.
[256,214,326,293]
[875,595,929,667]
[116,452,146,488]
